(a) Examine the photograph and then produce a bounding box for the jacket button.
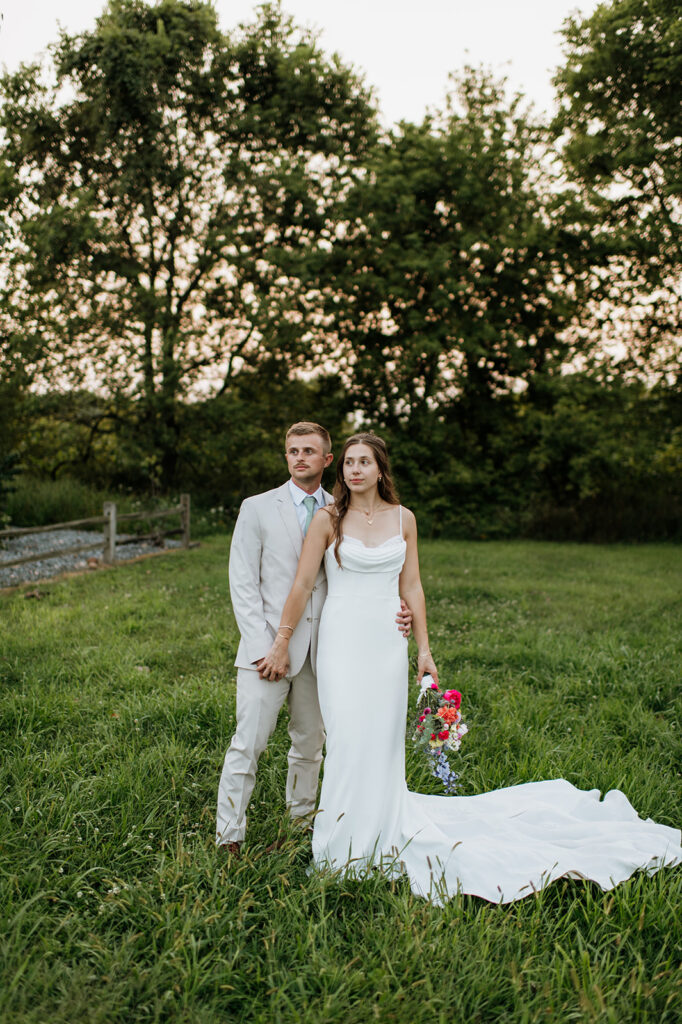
[306,616,312,622]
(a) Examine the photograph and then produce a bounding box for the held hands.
[258,637,290,681]
[417,649,439,687]
[396,599,412,638]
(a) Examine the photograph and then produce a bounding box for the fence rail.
[0,494,191,571]
[0,515,106,538]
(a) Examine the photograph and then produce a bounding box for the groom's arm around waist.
[229,498,273,664]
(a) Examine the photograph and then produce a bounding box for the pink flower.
[423,708,431,715]
[443,689,462,709]
[430,682,439,690]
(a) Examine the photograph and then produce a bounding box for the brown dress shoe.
[220,841,242,857]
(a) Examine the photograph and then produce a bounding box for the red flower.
[443,689,462,709]
[438,729,449,741]
[430,734,437,741]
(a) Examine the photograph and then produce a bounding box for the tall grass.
[1,539,681,1023]
[4,476,135,528]
[4,475,227,539]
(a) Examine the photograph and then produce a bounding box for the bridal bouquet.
[412,675,468,794]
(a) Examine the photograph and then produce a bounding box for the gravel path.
[0,529,182,588]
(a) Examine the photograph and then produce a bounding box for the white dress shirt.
[288,479,325,534]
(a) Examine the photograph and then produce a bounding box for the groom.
[216,421,410,854]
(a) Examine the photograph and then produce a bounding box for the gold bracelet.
[277,631,291,640]
[278,625,294,634]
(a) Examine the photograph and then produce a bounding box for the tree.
[0,0,377,486]
[320,70,598,428]
[553,0,682,383]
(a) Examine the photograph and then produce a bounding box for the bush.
[8,374,681,542]
[5,476,131,528]
[525,378,682,541]
[0,453,20,530]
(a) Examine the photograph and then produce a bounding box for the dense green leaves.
[0,0,377,486]
[320,70,598,430]
[553,0,682,380]
[527,375,682,539]
[554,0,681,232]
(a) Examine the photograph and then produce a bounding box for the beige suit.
[216,481,331,844]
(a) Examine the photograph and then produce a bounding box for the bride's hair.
[330,433,400,565]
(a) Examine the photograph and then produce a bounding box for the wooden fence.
[0,494,191,571]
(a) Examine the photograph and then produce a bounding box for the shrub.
[5,476,128,528]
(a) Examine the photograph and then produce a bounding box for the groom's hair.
[285,422,332,454]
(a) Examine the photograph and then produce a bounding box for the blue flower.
[427,750,459,793]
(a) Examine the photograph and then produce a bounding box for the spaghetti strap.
[399,504,403,538]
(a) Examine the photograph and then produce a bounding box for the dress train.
[312,529,682,904]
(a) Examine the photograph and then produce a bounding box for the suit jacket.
[229,481,332,676]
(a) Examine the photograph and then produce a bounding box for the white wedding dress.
[313,515,682,905]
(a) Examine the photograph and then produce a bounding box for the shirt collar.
[288,479,324,507]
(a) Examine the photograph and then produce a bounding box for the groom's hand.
[396,599,412,638]
[257,642,290,681]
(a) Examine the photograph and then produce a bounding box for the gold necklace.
[362,505,380,525]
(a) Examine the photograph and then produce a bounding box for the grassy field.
[1,537,681,1023]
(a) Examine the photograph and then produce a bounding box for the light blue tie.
[302,495,316,536]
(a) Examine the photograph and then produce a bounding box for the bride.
[259,433,682,904]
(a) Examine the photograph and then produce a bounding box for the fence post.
[103,501,117,563]
[180,493,191,548]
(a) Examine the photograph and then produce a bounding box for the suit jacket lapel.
[276,482,303,557]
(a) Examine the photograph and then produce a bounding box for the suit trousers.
[216,655,325,843]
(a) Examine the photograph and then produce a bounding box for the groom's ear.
[324,452,333,468]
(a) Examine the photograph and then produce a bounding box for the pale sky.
[0,0,600,124]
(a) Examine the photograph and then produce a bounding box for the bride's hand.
[417,650,439,687]
[258,638,290,681]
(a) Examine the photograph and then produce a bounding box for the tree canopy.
[553,0,682,383]
[321,70,598,432]
[0,0,377,485]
